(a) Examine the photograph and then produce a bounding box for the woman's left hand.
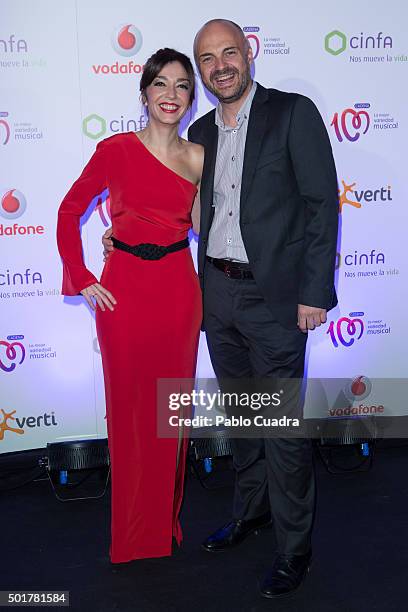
[81,282,117,312]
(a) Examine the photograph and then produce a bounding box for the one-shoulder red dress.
[57,132,202,563]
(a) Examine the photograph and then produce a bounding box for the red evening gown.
[57,132,202,563]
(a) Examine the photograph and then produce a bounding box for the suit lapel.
[240,85,270,211]
[200,114,218,238]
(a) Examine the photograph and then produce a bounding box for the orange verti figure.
[338,180,361,212]
[0,409,25,440]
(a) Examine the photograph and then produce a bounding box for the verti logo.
[0,408,58,440]
[338,180,392,212]
[0,112,10,144]
[325,30,392,56]
[331,104,371,142]
[0,188,26,219]
[327,312,365,348]
[0,409,25,440]
[111,24,143,57]
[0,335,26,372]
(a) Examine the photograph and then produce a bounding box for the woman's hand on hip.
[102,226,114,262]
[81,283,117,312]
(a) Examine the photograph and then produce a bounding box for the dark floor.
[1,442,408,612]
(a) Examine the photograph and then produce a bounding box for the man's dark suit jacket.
[188,83,339,329]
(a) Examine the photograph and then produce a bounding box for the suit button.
[202,238,207,244]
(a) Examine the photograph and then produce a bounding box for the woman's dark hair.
[140,48,195,106]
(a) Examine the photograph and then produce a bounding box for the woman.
[57,48,203,563]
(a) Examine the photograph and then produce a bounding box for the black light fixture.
[40,439,110,501]
[190,427,232,461]
[316,417,377,473]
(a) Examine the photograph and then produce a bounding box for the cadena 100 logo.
[243,27,260,60]
[111,24,143,56]
[93,189,111,226]
[0,335,26,372]
[331,103,371,142]
[327,312,365,348]
[0,189,26,219]
[0,112,10,145]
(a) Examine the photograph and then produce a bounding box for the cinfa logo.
[111,24,143,56]
[82,112,146,139]
[0,35,28,53]
[324,30,392,57]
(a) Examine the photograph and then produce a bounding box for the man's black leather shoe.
[201,513,271,552]
[260,551,312,598]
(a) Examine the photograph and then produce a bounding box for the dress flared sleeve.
[57,141,107,296]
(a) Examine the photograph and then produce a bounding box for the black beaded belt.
[112,236,189,260]
[206,256,254,279]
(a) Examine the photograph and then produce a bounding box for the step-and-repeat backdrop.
[1,0,407,452]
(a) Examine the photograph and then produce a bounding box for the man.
[190,19,338,599]
[104,19,338,598]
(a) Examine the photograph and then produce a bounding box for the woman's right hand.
[102,227,114,262]
[81,282,116,312]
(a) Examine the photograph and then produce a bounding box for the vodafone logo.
[328,375,384,418]
[0,189,27,219]
[92,25,144,75]
[111,24,143,57]
[344,375,372,402]
[0,188,45,237]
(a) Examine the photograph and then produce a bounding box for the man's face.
[195,22,253,104]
